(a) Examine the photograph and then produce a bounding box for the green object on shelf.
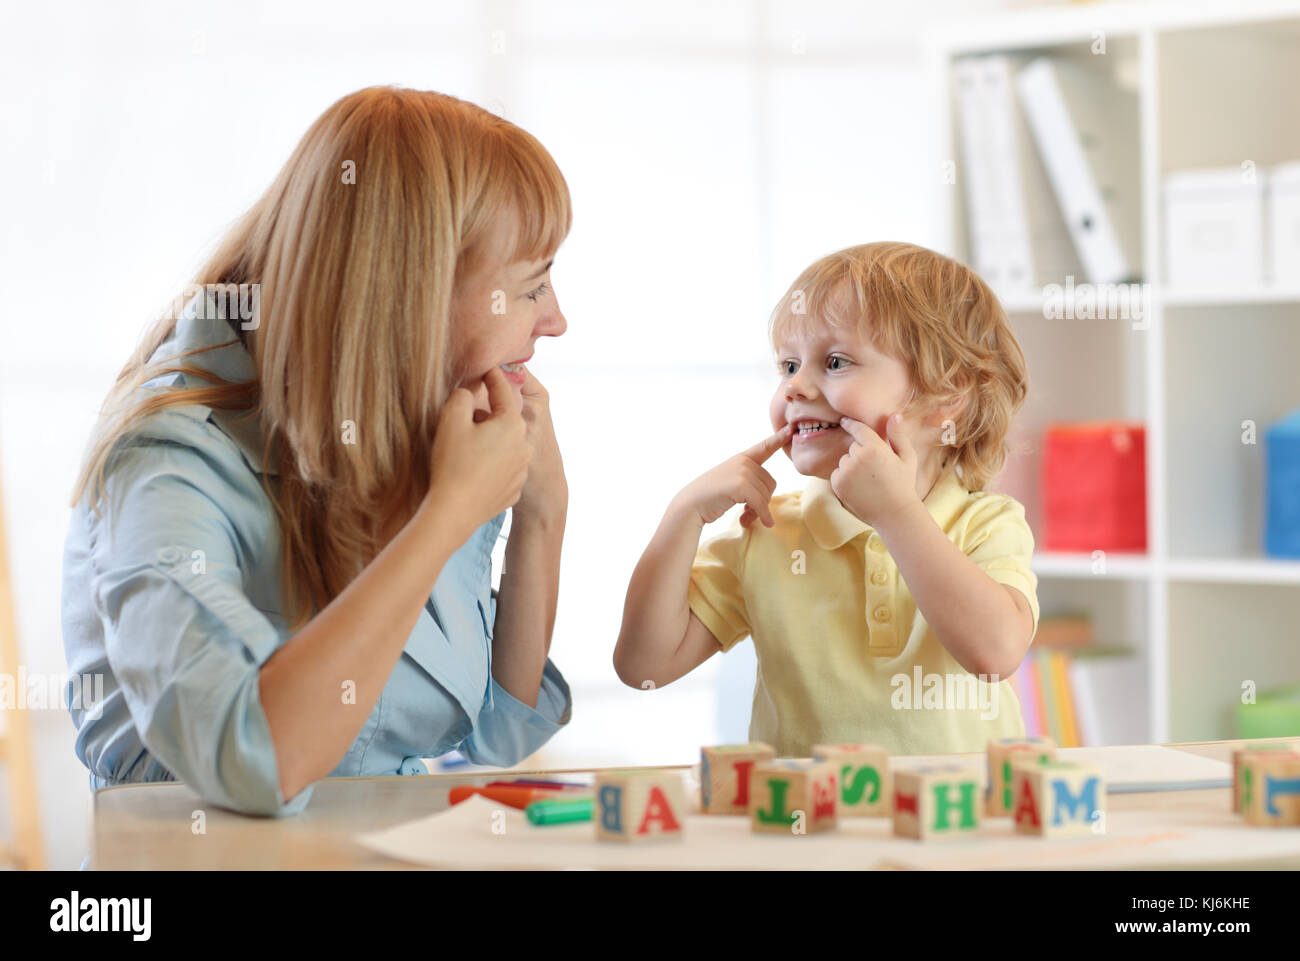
[1238,681,1300,739]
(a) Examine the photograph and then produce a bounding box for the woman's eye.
[524,281,551,303]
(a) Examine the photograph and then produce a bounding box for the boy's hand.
[672,425,793,529]
[831,412,931,527]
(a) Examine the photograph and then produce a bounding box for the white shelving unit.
[926,0,1300,745]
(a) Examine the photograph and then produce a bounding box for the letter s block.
[893,765,982,840]
[1011,761,1105,838]
[749,759,838,835]
[811,743,892,817]
[700,742,776,814]
[595,770,686,843]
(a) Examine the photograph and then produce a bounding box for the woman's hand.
[669,425,792,528]
[425,366,530,541]
[514,367,568,524]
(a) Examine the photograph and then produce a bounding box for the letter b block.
[595,770,686,842]
[749,759,838,835]
[811,743,892,817]
[701,742,776,814]
[1011,761,1105,837]
[893,765,982,840]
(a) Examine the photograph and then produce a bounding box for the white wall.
[0,0,1009,866]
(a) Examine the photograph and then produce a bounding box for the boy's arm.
[615,426,788,687]
[613,498,724,689]
[875,497,1034,679]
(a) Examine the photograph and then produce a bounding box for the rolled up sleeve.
[90,440,311,816]
[687,518,753,653]
[457,656,572,767]
[964,496,1041,637]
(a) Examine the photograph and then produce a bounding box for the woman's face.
[449,239,567,412]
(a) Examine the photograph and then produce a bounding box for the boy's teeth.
[500,361,523,372]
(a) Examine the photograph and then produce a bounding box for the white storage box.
[1164,166,1265,289]
[1268,162,1300,288]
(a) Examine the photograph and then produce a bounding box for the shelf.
[1166,556,1300,585]
[930,1,1300,747]
[1032,551,1151,579]
[1162,287,1300,306]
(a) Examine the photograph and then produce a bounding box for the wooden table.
[89,739,1299,869]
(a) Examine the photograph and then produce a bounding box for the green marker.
[525,796,594,825]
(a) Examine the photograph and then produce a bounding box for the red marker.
[448,786,561,810]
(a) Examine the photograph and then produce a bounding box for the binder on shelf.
[954,55,1080,295]
[1015,56,1141,285]
[954,57,1004,286]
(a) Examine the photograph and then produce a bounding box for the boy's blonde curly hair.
[768,241,1028,492]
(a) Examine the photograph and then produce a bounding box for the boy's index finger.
[742,424,792,464]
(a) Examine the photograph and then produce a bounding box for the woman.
[61,86,573,826]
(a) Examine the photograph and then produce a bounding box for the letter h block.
[1011,761,1105,837]
[811,743,892,817]
[985,736,1056,816]
[893,765,982,840]
[749,759,838,835]
[700,742,776,814]
[595,770,686,842]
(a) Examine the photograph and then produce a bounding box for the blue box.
[1265,409,1300,558]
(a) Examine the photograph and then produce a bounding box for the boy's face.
[768,318,917,479]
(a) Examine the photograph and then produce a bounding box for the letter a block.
[1233,742,1300,813]
[594,770,686,842]
[985,736,1056,816]
[749,759,838,835]
[1011,761,1105,838]
[1241,753,1300,827]
[701,742,776,814]
[811,743,892,817]
[893,765,982,840]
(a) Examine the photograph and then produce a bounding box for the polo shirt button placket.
[864,533,896,653]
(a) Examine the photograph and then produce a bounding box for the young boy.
[613,241,1039,756]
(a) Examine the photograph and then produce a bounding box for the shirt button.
[157,546,182,565]
[871,570,888,585]
[873,606,891,622]
[867,535,885,552]
[398,757,429,775]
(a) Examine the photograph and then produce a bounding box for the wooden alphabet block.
[700,742,776,814]
[892,765,982,840]
[1233,742,1300,812]
[985,736,1056,816]
[594,770,686,842]
[1241,753,1300,827]
[1011,761,1105,838]
[749,759,838,835]
[811,743,892,816]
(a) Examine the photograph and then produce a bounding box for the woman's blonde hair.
[70,86,572,629]
[768,241,1027,491]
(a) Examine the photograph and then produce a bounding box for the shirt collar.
[150,288,280,476]
[801,464,970,550]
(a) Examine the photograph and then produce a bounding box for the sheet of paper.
[890,744,1232,792]
[354,791,1300,870]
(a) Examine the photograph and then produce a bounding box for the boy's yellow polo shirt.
[687,465,1040,757]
